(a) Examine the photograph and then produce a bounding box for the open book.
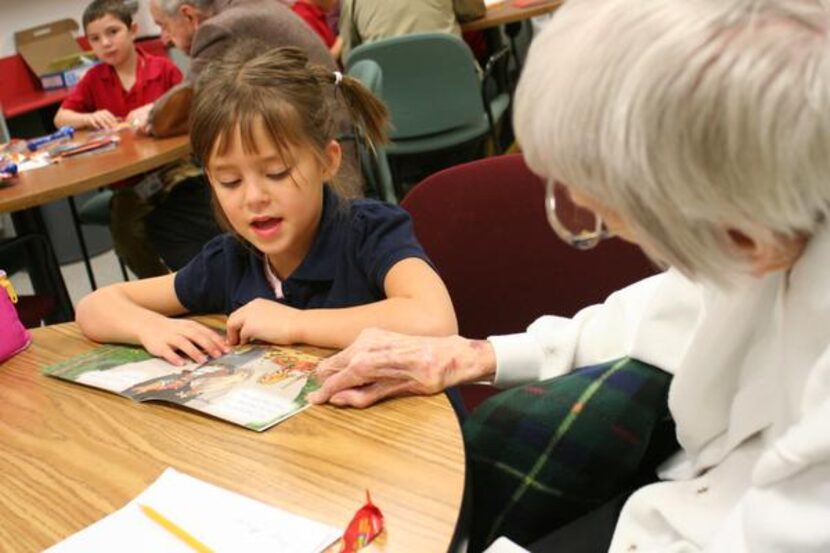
[42,343,326,431]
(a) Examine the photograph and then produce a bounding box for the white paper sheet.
[46,468,342,553]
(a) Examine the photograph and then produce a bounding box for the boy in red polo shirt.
[54,0,185,278]
[292,0,343,60]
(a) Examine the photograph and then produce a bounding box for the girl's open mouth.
[250,217,283,239]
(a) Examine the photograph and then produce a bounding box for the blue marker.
[27,126,75,152]
[0,162,17,176]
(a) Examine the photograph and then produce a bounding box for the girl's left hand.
[226,299,301,346]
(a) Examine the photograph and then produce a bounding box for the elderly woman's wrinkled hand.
[307,328,496,408]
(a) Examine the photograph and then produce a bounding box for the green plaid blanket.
[462,358,676,552]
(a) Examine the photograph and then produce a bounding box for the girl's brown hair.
[190,40,389,204]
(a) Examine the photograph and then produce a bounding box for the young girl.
[76,42,457,365]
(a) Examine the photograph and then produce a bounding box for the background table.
[0,321,466,552]
[0,130,190,213]
[461,0,563,32]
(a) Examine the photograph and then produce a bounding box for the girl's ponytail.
[309,66,390,153]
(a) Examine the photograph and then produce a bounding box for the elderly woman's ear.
[726,229,807,277]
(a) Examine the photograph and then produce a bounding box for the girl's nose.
[244,179,270,208]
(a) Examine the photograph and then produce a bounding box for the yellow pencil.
[139,503,214,553]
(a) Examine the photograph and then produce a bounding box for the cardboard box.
[14,19,99,91]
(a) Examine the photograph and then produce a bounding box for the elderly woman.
[310,0,830,551]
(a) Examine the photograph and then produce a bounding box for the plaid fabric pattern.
[462,358,675,552]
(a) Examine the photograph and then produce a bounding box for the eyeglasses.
[545,178,612,250]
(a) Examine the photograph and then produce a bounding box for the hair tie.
[333,71,343,86]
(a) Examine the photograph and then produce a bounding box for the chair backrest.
[348,59,383,96]
[347,59,397,203]
[401,155,660,339]
[346,33,485,140]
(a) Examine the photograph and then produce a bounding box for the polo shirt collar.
[97,49,161,85]
[287,185,343,282]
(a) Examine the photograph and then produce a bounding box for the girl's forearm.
[76,287,166,344]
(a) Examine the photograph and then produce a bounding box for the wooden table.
[461,0,563,32]
[0,130,191,213]
[0,322,466,552]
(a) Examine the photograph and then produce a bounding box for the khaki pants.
[110,187,168,278]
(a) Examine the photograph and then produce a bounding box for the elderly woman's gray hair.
[515,0,830,281]
[156,0,215,14]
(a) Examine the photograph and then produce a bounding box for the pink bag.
[0,270,31,363]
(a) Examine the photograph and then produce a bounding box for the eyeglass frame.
[545,178,612,250]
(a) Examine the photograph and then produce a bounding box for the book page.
[46,468,341,553]
[42,345,187,393]
[43,343,323,431]
[77,358,198,393]
[123,345,321,431]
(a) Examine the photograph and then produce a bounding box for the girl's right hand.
[86,110,119,130]
[137,318,230,366]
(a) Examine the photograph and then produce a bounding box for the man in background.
[339,0,485,58]
[148,0,333,79]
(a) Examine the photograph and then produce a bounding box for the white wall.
[1,0,160,57]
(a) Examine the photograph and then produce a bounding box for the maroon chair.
[16,295,57,328]
[401,154,659,410]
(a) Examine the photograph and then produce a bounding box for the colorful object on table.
[0,163,17,177]
[339,491,384,552]
[50,136,120,159]
[26,126,75,152]
[0,162,18,186]
[0,162,17,177]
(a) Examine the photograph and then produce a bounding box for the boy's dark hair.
[82,0,138,31]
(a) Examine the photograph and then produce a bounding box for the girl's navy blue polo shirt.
[173,186,430,314]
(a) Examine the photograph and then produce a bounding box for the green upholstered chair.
[345,33,510,191]
[346,59,397,204]
[78,189,113,225]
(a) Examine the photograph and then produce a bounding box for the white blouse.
[488,226,830,552]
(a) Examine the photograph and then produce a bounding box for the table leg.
[66,196,98,291]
